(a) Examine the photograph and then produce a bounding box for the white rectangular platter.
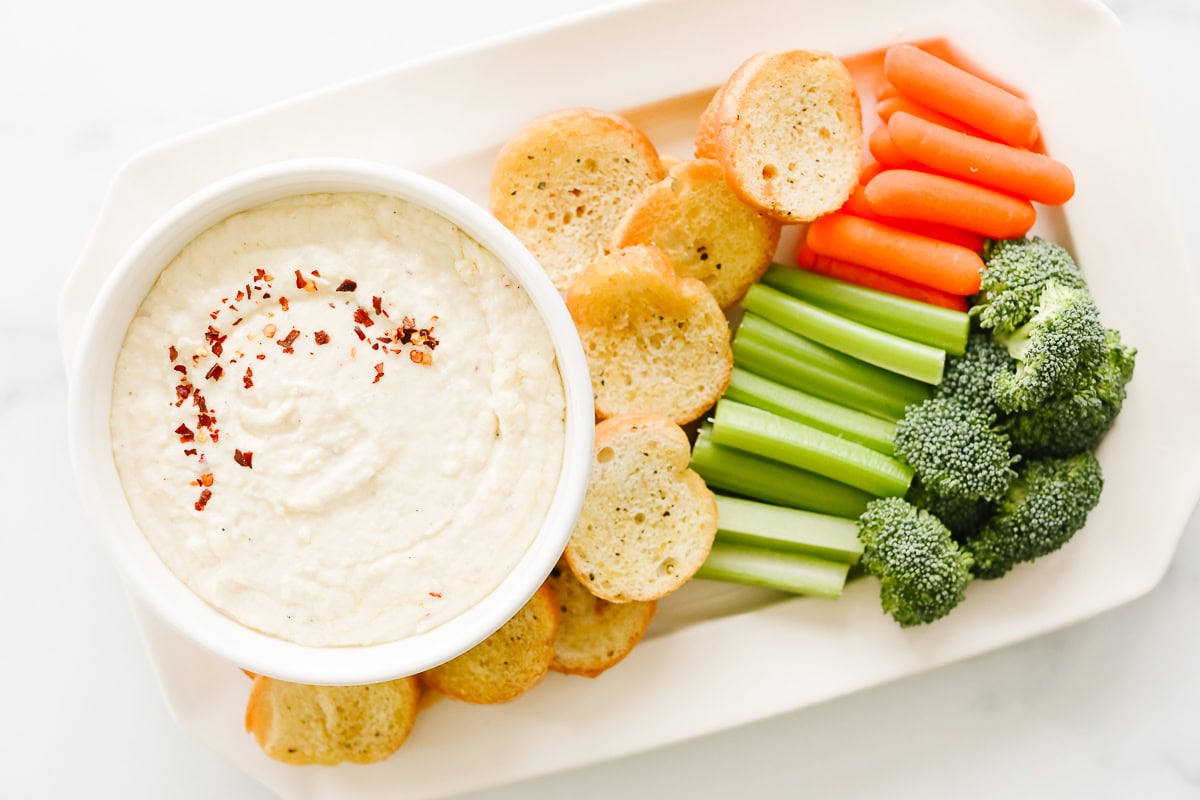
[59,0,1200,797]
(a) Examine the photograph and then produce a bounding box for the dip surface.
[110,192,566,647]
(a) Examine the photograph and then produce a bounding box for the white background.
[2,0,1198,797]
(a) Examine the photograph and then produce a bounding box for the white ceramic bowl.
[66,158,594,685]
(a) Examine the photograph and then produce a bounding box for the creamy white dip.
[110,192,566,647]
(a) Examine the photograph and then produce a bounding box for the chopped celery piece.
[711,399,913,497]
[724,368,896,454]
[744,283,947,384]
[715,494,863,564]
[697,540,850,598]
[736,313,931,419]
[691,427,873,519]
[762,264,969,355]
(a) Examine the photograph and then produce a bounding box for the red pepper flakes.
[194,489,212,512]
[279,296,290,311]
[211,430,220,443]
[168,345,178,363]
[262,292,271,299]
[429,591,443,598]
[205,363,224,381]
[336,279,357,292]
[410,350,433,366]
[194,392,208,413]
[314,330,330,345]
[234,449,254,469]
[276,329,301,353]
[256,354,266,361]
[174,364,188,375]
[183,448,197,456]
[372,296,383,316]
[294,269,317,293]
[311,269,321,278]
[353,326,366,341]
[197,413,216,430]
[373,362,385,384]
[232,317,243,327]
[176,424,195,443]
[243,367,254,389]
[198,473,214,487]
[235,290,245,302]
[209,310,220,320]
[353,308,374,327]
[175,384,193,406]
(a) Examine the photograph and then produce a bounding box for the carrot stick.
[888,112,1075,205]
[884,44,1039,148]
[797,245,967,311]
[868,125,919,169]
[863,169,1036,239]
[843,186,984,251]
[804,212,983,295]
[875,96,985,137]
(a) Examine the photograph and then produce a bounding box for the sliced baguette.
[565,414,718,602]
[707,50,863,222]
[547,558,657,677]
[490,108,665,290]
[422,585,559,704]
[612,159,782,308]
[694,81,727,160]
[244,676,420,766]
[566,244,732,424]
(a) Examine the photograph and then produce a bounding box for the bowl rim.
[66,157,594,685]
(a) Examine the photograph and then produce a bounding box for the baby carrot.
[860,158,885,185]
[797,245,968,311]
[875,96,985,137]
[888,112,1075,205]
[863,169,1036,239]
[805,212,983,296]
[868,125,919,169]
[875,81,900,101]
[843,186,984,251]
[884,44,1039,148]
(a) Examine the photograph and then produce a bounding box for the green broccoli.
[894,397,1018,503]
[975,237,1088,333]
[935,330,1015,415]
[907,479,992,542]
[966,453,1104,579]
[858,497,974,626]
[1006,329,1137,457]
[991,281,1107,412]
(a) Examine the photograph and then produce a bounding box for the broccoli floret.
[966,453,1104,579]
[907,479,992,542]
[935,331,1015,415]
[975,237,1088,333]
[858,497,974,626]
[894,397,1018,503]
[991,281,1107,412]
[1007,329,1137,457]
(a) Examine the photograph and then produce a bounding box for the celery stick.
[737,313,931,418]
[696,540,850,598]
[711,400,913,497]
[691,427,872,518]
[724,368,896,454]
[715,494,863,564]
[762,264,969,355]
[744,284,946,384]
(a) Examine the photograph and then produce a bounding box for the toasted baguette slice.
[708,50,862,222]
[566,245,732,424]
[566,414,718,602]
[694,82,726,160]
[612,159,782,308]
[244,676,420,766]
[422,585,559,704]
[547,559,657,677]
[490,109,665,290]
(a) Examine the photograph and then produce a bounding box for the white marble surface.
[3,0,1198,797]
